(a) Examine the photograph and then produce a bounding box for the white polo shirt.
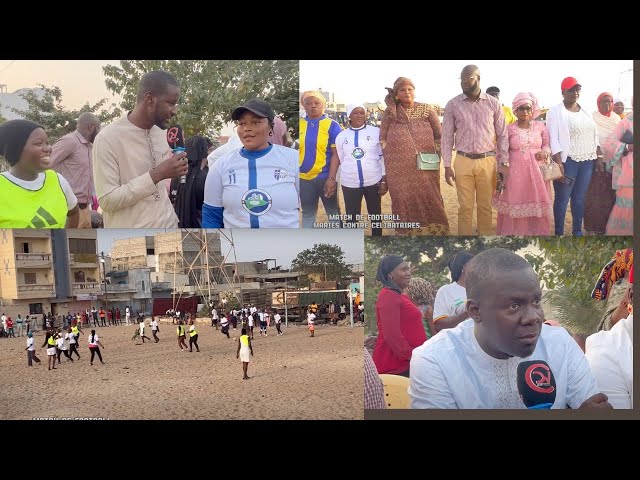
[204,145,300,228]
[335,125,385,188]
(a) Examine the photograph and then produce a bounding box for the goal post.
[283,289,353,327]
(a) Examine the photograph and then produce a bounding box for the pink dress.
[602,112,633,235]
[493,121,552,235]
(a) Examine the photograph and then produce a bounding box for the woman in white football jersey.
[202,99,300,228]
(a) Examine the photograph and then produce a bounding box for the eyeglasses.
[517,106,533,112]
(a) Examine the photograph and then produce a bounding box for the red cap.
[561,77,581,91]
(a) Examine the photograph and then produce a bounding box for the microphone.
[516,360,556,409]
[167,125,186,184]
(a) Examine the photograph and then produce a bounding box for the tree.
[291,244,352,287]
[11,85,119,143]
[364,236,532,334]
[102,60,299,139]
[527,236,633,335]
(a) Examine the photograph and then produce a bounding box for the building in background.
[0,229,99,317]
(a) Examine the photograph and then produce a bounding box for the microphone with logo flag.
[167,125,186,184]
[516,360,556,409]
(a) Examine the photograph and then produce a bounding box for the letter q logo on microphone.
[524,363,555,394]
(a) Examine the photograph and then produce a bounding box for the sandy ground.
[0,320,363,420]
[316,164,573,235]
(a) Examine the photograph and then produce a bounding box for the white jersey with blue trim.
[335,125,384,188]
[204,144,300,228]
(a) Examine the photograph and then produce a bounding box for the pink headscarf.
[512,92,542,120]
[597,92,614,117]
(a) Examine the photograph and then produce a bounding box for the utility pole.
[100,251,108,313]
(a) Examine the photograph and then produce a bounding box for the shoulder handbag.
[540,158,563,182]
[404,121,440,171]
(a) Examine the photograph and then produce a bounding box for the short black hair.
[486,86,500,94]
[137,70,179,103]
[465,248,534,300]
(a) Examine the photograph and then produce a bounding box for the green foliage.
[531,236,632,334]
[542,287,605,335]
[364,236,531,334]
[102,60,299,139]
[291,244,352,283]
[10,85,119,144]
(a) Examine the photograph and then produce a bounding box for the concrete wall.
[128,269,152,299]
[0,298,54,319]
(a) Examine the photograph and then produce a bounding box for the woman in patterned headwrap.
[592,248,633,331]
[379,77,449,235]
[492,92,552,235]
[406,277,437,339]
[584,92,620,234]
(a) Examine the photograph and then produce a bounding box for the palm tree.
[543,287,606,335]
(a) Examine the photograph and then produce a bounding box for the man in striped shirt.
[299,91,343,228]
[442,65,508,235]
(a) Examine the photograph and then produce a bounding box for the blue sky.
[97,229,363,269]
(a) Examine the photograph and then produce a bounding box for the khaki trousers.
[454,154,496,235]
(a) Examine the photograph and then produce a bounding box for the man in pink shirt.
[442,65,508,235]
[50,112,101,228]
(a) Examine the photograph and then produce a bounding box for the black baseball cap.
[232,99,275,122]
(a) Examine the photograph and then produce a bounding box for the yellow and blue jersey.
[299,115,342,181]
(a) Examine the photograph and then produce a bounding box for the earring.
[269,131,273,136]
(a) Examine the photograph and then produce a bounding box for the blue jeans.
[300,177,342,228]
[553,157,594,235]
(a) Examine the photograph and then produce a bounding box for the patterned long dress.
[380,99,449,235]
[602,112,633,235]
[492,121,552,235]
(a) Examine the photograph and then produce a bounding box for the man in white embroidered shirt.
[409,248,613,409]
[92,71,188,228]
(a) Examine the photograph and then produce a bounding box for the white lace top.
[567,110,598,161]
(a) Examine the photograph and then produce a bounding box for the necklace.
[517,122,533,155]
[145,130,161,201]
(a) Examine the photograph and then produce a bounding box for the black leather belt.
[77,203,88,209]
[457,150,496,159]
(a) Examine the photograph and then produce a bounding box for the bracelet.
[327,177,336,181]
[380,181,387,184]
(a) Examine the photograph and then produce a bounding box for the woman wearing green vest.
[188,319,200,352]
[236,327,254,380]
[0,119,80,228]
[176,320,188,351]
[41,330,58,370]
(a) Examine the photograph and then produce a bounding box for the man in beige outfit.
[50,112,101,228]
[93,70,188,227]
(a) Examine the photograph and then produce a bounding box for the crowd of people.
[1,65,631,234]
[0,71,298,229]
[366,247,633,409]
[313,66,633,236]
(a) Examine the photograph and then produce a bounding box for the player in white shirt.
[274,311,283,335]
[202,99,300,228]
[335,104,386,236]
[432,252,474,334]
[25,332,41,366]
[409,248,612,409]
[307,310,316,337]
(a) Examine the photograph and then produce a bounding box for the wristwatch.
[501,162,510,168]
